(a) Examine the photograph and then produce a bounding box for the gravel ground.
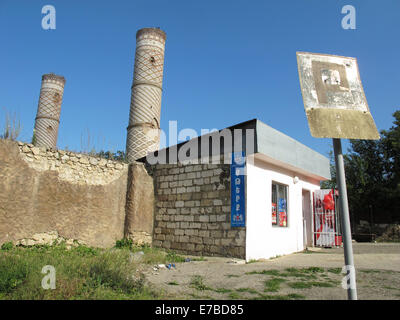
[144,242,400,300]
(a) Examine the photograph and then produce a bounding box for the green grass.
[246,267,325,279]
[213,288,232,294]
[228,292,241,299]
[246,259,259,264]
[190,256,206,262]
[245,269,281,276]
[327,268,342,274]
[127,245,186,265]
[288,281,335,289]
[278,267,322,279]
[190,275,212,291]
[0,241,188,300]
[264,278,287,292]
[309,281,335,288]
[287,281,313,289]
[287,293,306,300]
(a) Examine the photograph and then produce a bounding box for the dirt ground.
[144,243,400,300]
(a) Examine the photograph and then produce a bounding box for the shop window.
[271,182,288,227]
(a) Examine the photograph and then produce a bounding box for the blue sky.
[0,0,399,157]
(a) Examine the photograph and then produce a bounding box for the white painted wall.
[245,157,321,261]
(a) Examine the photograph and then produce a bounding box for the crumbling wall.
[0,139,129,247]
[152,162,245,259]
[124,162,155,245]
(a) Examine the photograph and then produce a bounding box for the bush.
[376,224,400,242]
[88,252,143,294]
[1,242,13,251]
[0,256,29,293]
[115,238,133,249]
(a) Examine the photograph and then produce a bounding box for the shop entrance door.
[302,190,313,247]
[312,189,342,247]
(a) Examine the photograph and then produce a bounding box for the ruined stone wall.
[124,163,155,245]
[0,139,129,248]
[152,162,246,259]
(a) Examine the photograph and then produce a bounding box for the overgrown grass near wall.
[0,241,184,300]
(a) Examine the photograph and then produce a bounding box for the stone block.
[190,236,202,244]
[175,201,184,207]
[199,215,209,223]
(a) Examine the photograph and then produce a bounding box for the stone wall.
[124,163,155,245]
[18,142,126,185]
[0,139,129,248]
[152,161,246,259]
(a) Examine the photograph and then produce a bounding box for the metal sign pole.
[333,138,357,300]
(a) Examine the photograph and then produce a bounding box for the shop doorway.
[302,189,313,247]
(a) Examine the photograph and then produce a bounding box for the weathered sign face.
[296,52,379,140]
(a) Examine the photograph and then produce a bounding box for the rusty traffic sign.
[296,52,379,140]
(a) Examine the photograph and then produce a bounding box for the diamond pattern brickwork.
[126,29,166,162]
[34,76,65,149]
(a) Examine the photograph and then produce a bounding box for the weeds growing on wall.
[0,108,21,141]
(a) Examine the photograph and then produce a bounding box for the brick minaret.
[126,28,166,162]
[34,73,66,148]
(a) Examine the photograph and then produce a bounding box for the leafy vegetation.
[264,278,286,292]
[190,275,212,291]
[322,110,400,229]
[0,241,183,300]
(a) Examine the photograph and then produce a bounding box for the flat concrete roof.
[139,119,331,180]
[255,120,331,180]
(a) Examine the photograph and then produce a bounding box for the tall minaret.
[126,27,166,162]
[33,73,66,148]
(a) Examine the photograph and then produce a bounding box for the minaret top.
[136,28,166,41]
[42,73,66,83]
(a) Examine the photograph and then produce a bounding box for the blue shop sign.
[231,151,245,227]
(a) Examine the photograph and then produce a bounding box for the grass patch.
[288,280,335,289]
[246,267,325,279]
[302,267,325,273]
[0,242,189,299]
[128,245,185,265]
[1,242,13,251]
[228,292,241,299]
[0,255,29,293]
[213,288,232,294]
[225,274,240,278]
[191,256,206,262]
[309,281,335,288]
[264,278,286,292]
[190,275,212,291]
[246,269,281,276]
[167,281,179,286]
[165,251,186,263]
[327,268,342,274]
[279,267,323,279]
[287,281,313,289]
[246,259,259,264]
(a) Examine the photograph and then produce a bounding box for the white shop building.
[145,119,331,261]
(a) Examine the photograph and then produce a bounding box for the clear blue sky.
[0,0,399,157]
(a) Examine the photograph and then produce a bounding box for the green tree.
[344,111,400,226]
